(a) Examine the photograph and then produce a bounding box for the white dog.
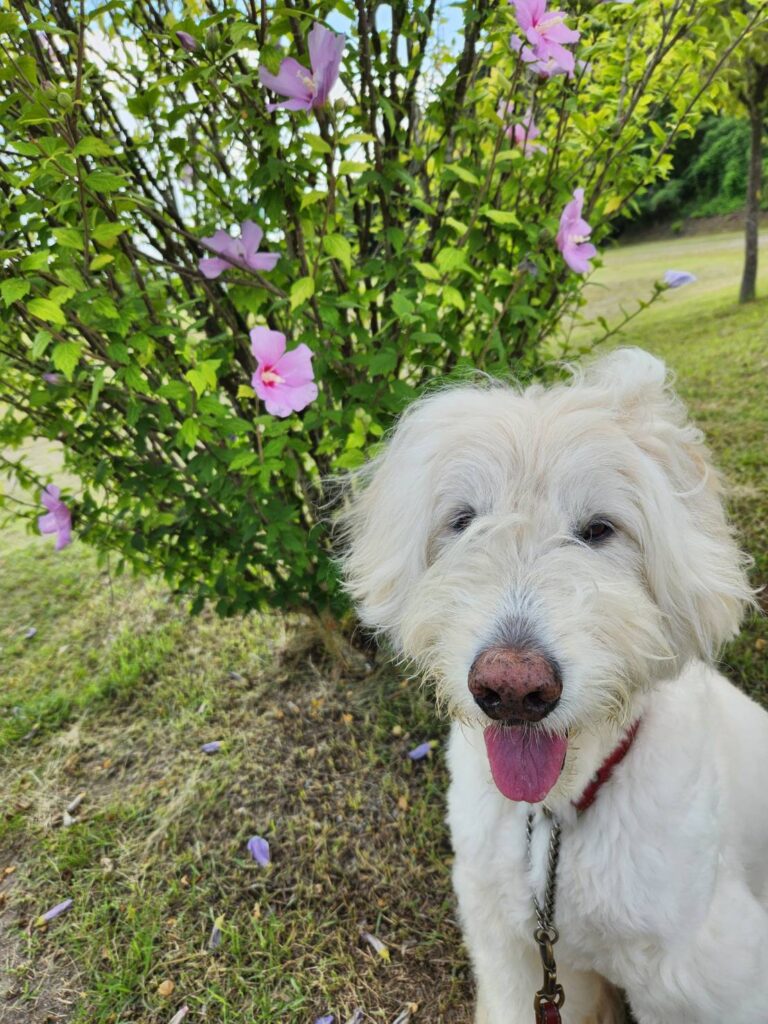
[340,349,768,1024]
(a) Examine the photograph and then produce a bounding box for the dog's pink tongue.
[484,726,568,803]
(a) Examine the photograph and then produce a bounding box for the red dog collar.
[573,720,641,814]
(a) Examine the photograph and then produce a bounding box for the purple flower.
[201,741,222,754]
[511,0,580,76]
[663,270,697,289]
[247,834,271,867]
[38,485,72,550]
[251,328,318,418]
[407,741,432,761]
[24,627,37,639]
[556,188,598,275]
[39,898,73,923]
[180,164,194,186]
[314,1016,335,1024]
[259,23,345,112]
[42,372,64,385]
[175,31,198,53]
[499,103,546,156]
[198,220,279,279]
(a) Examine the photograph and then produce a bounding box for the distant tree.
[739,53,768,303]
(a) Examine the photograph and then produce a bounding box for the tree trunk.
[740,101,764,304]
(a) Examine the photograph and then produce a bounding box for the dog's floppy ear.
[336,399,438,648]
[587,348,753,660]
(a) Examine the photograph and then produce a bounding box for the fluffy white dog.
[340,349,768,1024]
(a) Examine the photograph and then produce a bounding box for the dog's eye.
[450,507,476,533]
[579,519,615,545]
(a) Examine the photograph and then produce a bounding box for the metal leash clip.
[533,924,565,1023]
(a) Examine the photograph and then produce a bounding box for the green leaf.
[368,349,397,375]
[85,170,128,193]
[338,160,371,175]
[435,248,467,273]
[1,279,30,307]
[304,134,332,155]
[443,285,465,312]
[237,384,256,399]
[91,295,119,319]
[229,450,259,470]
[446,164,480,186]
[90,253,115,270]
[107,341,130,363]
[484,209,520,227]
[49,286,75,306]
[27,297,65,326]
[414,262,441,282]
[341,132,376,145]
[300,190,326,210]
[446,217,469,234]
[91,222,128,247]
[290,276,315,311]
[73,136,115,157]
[57,267,86,291]
[51,341,82,379]
[334,449,366,470]
[176,418,199,448]
[183,361,220,398]
[53,227,84,251]
[391,293,415,317]
[322,233,352,273]
[30,330,53,359]
[157,380,189,401]
[21,251,50,271]
[185,369,208,398]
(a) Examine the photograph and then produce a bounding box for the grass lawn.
[1,231,767,1024]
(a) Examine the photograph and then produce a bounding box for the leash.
[527,810,565,1024]
[525,720,641,1024]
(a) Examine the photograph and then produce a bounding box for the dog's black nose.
[468,647,561,723]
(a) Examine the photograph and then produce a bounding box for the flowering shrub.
[0,0,762,621]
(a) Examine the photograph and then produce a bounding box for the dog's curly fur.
[339,349,768,1023]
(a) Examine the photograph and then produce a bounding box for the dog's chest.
[462,796,720,976]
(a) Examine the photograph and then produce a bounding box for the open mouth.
[483,723,568,803]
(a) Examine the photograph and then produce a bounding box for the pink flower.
[510,0,580,75]
[38,485,72,550]
[250,328,318,418]
[499,103,546,155]
[510,35,572,78]
[259,23,345,112]
[556,188,598,275]
[198,221,279,279]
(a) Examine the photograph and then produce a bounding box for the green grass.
[1,230,767,1024]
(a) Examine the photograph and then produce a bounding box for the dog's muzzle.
[468,647,561,723]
